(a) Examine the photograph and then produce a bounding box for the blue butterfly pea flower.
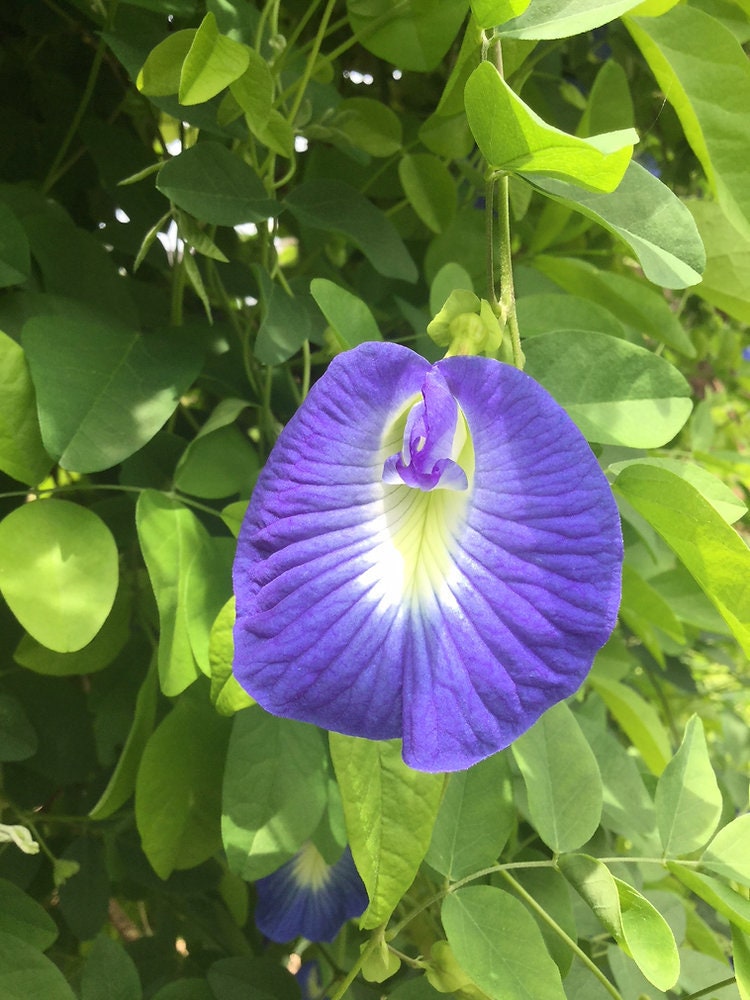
[233,342,622,772]
[254,843,368,943]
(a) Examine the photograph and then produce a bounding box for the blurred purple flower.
[742,346,750,361]
[233,343,622,771]
[254,843,368,943]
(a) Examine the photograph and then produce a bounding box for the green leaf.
[588,674,671,775]
[471,0,530,29]
[151,983,213,1000]
[668,864,750,934]
[137,30,196,96]
[221,708,328,880]
[0,694,37,762]
[0,500,118,653]
[229,51,273,127]
[136,490,211,696]
[523,330,692,448]
[527,161,705,289]
[0,331,50,485]
[610,458,746,525]
[157,142,279,226]
[702,814,750,888]
[614,464,750,657]
[254,271,314,366]
[209,597,253,716]
[687,198,750,324]
[329,734,443,929]
[135,688,231,880]
[733,927,750,1000]
[627,7,750,240]
[398,153,456,233]
[426,752,514,880]
[512,867,577,976]
[23,317,203,473]
[89,659,159,820]
[619,564,686,664]
[0,930,77,1000]
[56,837,109,940]
[81,934,142,1000]
[656,715,722,857]
[285,179,417,282]
[614,878,680,990]
[335,97,403,157]
[532,255,695,356]
[516,293,624,340]
[0,880,57,951]
[465,62,636,192]
[14,580,131,677]
[558,854,624,941]
[0,202,30,287]
[174,424,258,499]
[511,702,603,853]
[310,278,382,350]
[442,885,566,1000]
[183,535,234,674]
[500,0,651,38]
[179,13,249,105]
[346,0,469,72]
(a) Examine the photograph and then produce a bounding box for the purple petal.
[254,844,368,943]
[233,343,622,772]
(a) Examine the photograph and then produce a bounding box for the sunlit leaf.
[179,12,249,105]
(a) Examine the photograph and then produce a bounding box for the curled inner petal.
[382,368,469,492]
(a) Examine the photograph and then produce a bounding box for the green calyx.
[427,289,503,358]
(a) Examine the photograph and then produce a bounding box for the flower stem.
[498,870,623,1000]
[496,173,525,370]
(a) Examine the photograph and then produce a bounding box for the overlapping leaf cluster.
[0,1,748,999]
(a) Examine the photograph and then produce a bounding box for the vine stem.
[328,928,382,1000]
[496,172,525,370]
[286,0,337,126]
[499,870,624,1000]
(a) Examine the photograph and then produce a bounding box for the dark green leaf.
[0,694,37,763]
[398,154,456,233]
[284,179,417,282]
[57,838,110,941]
[81,934,142,1000]
[0,879,57,951]
[157,143,279,226]
[0,203,30,287]
[0,930,77,1000]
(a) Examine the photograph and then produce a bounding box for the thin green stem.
[496,172,524,369]
[42,0,119,193]
[682,977,736,1000]
[301,339,312,400]
[485,176,500,313]
[328,930,381,1000]
[0,482,228,522]
[287,0,337,126]
[499,870,624,1000]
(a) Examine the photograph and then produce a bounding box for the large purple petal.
[233,343,622,772]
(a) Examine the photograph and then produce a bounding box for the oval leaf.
[179,12,250,105]
[615,878,680,990]
[0,501,117,653]
[702,815,750,888]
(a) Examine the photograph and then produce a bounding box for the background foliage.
[0,0,749,998]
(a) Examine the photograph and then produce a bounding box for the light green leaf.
[614,464,750,657]
[0,879,57,951]
[588,674,671,775]
[442,886,566,1000]
[426,752,514,880]
[0,330,51,486]
[500,0,654,38]
[346,0,469,72]
[81,934,142,1000]
[471,0,530,29]
[532,255,695,356]
[209,597,253,716]
[183,535,234,675]
[526,161,704,289]
[135,688,230,880]
[22,317,203,473]
[136,491,206,696]
[558,854,623,940]
[628,7,750,240]
[610,458,746,525]
[285,179,417,282]
[157,143,279,226]
[523,330,692,448]
[174,424,259,499]
[0,930,77,1000]
[329,734,443,929]
[179,12,249,105]
[0,501,118,654]
[733,927,750,1000]
[137,30,196,96]
[512,702,603,853]
[578,59,634,137]
[335,97,403,157]
[0,202,30,287]
[687,198,750,324]
[614,878,680,990]
[398,153,456,233]
[619,564,686,662]
[465,62,636,191]
[229,50,273,127]
[221,708,328,880]
[89,660,159,820]
[668,864,750,934]
[310,278,382,350]
[702,814,750,888]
